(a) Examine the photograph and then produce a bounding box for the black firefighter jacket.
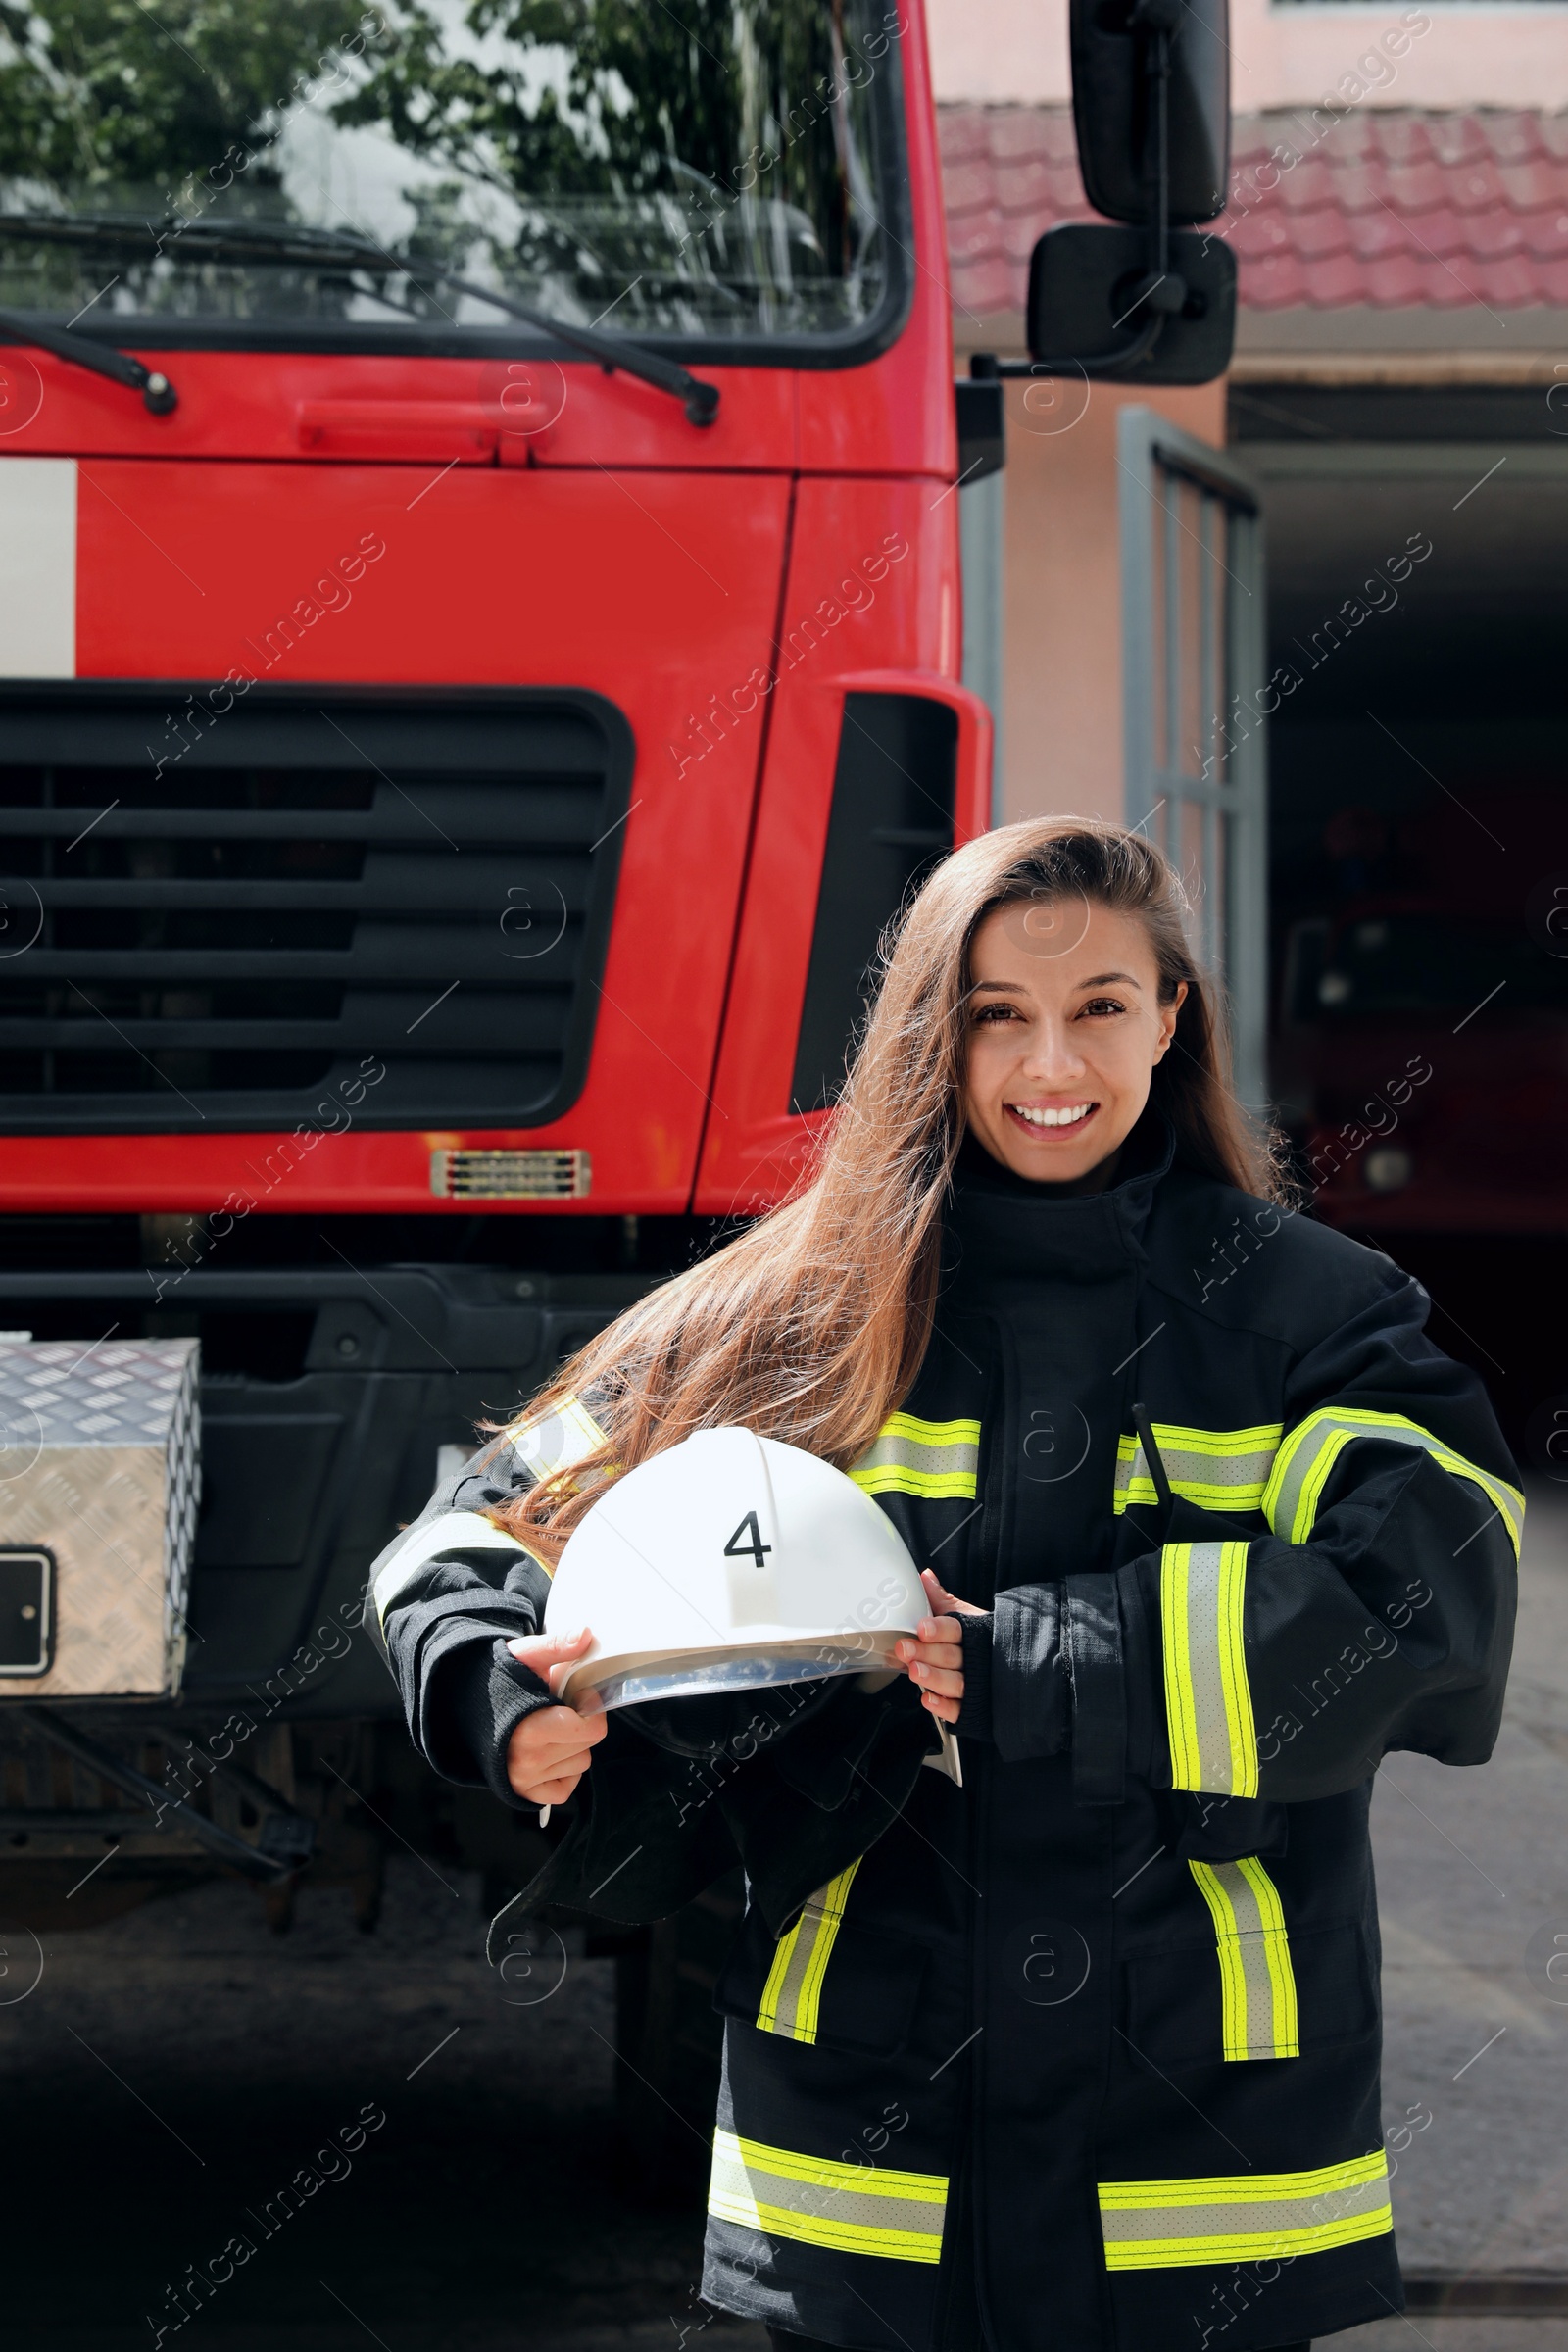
[365,1117,1520,2352]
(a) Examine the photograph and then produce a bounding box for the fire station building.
[935,0,1568,1435]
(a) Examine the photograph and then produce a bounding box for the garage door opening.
[1239,383,1568,1459]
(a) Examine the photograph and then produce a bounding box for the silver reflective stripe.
[1188,1858,1298,2060]
[510,1393,609,1488]
[1098,2152,1392,2271]
[708,2129,947,2262]
[1262,1407,1524,1554]
[849,1413,980,1500]
[372,1510,530,1625]
[1160,1541,1257,1798]
[756,1861,860,2043]
[1113,1423,1281,1515]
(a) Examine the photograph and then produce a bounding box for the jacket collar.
[942,1109,1174,1286]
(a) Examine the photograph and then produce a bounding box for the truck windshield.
[0,0,904,357]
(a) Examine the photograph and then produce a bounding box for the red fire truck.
[0,0,995,1935]
[0,0,1232,2014]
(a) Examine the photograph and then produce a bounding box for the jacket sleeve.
[1120,1269,1519,1804]
[980,1265,1521,1806]
[362,1393,611,1809]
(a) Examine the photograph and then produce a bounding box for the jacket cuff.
[956,1613,995,1743]
[420,1634,554,1809]
[992,1586,1070,1760]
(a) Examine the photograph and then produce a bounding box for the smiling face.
[962,899,1187,1187]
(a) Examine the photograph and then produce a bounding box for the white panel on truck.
[0,456,76,677]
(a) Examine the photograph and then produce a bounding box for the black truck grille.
[0,686,632,1132]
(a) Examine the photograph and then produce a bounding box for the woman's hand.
[894,1569,986,1726]
[504,1627,608,1805]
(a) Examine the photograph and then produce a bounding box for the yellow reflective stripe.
[755,1861,860,2044]
[1262,1407,1524,1556]
[708,2129,947,2263]
[851,1466,977,1498]
[795,1865,858,2041]
[1161,1542,1258,1798]
[881,1412,982,1445]
[1098,2152,1391,2271]
[1188,1858,1299,2061]
[507,1392,610,1491]
[1113,1422,1283,1515]
[849,1413,980,1501]
[756,1930,799,2039]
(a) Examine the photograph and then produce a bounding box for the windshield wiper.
[0,212,719,427]
[174,220,723,427]
[0,305,175,412]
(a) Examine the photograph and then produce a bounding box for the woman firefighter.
[366,818,1519,2352]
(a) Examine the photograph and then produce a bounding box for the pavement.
[1,1486,1564,2352]
[1365,1481,1568,2285]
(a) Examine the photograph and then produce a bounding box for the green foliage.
[335,0,866,281]
[0,0,370,196]
[0,0,859,231]
[336,0,820,193]
[0,0,886,328]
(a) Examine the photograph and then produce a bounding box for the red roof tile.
[938,103,1568,316]
[1300,251,1372,307]
[1294,207,1353,263]
[1359,253,1431,307]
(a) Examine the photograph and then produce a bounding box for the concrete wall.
[990,377,1226,825]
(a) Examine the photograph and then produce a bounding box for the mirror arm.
[1148,24,1172,291]
[1140,22,1189,311]
[971,318,1164,381]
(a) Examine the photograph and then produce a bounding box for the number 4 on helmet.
[544,1426,932,1718]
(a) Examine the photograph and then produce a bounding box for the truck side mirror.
[1026,221,1236,384]
[1070,0,1230,227]
[969,0,1235,390]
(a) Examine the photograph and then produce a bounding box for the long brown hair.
[488,814,1281,1561]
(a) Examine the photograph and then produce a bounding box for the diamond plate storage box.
[0,1340,199,1697]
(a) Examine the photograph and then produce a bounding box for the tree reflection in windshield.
[0,0,901,343]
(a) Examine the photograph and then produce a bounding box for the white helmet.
[545,1425,928,1712]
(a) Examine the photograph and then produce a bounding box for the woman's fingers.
[507,1746,593,1802]
[894,1618,960,1665]
[505,1695,607,1801]
[894,1609,964,1719]
[919,1567,986,1618]
[892,1579,974,1729]
[507,1625,607,1702]
[508,1624,593,1675]
[530,1702,608,1747]
[906,1659,964,1698]
[519,1708,607,1764]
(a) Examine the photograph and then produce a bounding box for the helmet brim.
[559,1630,903,1712]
